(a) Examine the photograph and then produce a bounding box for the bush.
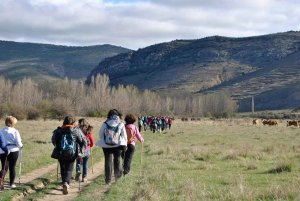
[37,100,53,120]
[86,110,107,117]
[49,104,70,120]
[10,105,27,120]
[0,104,10,119]
[27,107,40,120]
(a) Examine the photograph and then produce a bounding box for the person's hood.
[105,115,122,127]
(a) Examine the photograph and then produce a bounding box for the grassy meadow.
[1,118,300,200]
[76,119,300,201]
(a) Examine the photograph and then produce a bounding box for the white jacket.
[0,127,23,154]
[97,116,127,148]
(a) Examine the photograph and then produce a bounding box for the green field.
[76,119,300,201]
[1,118,300,200]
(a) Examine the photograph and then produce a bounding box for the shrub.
[27,107,40,120]
[10,105,27,120]
[49,104,70,120]
[37,100,53,120]
[86,110,107,117]
[267,163,292,174]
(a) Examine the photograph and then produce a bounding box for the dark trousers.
[59,159,75,185]
[123,144,135,175]
[0,151,19,185]
[102,146,125,184]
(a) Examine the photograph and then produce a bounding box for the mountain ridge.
[0,40,131,82]
[87,31,300,110]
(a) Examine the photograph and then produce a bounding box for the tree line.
[0,75,237,120]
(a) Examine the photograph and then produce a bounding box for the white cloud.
[0,0,299,49]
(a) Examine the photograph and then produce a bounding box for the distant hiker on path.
[123,114,144,176]
[0,116,23,189]
[51,116,87,195]
[97,109,127,185]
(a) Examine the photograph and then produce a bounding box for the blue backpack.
[59,128,76,160]
[0,136,8,154]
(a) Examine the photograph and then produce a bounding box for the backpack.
[125,127,135,144]
[59,128,76,160]
[104,122,121,145]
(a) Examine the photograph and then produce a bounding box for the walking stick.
[57,161,59,182]
[90,148,94,174]
[18,148,23,186]
[79,157,82,192]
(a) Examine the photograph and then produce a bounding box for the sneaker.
[62,183,69,195]
[82,177,87,182]
[75,172,81,181]
[10,184,16,188]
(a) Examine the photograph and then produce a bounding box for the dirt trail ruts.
[1,163,57,194]
[37,160,104,201]
[19,163,58,184]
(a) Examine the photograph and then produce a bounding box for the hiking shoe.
[82,177,87,182]
[62,183,69,195]
[75,172,81,181]
[10,184,16,188]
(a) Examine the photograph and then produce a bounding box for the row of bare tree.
[0,75,237,119]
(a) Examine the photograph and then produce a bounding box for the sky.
[0,0,299,49]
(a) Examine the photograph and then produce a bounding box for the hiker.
[0,116,23,189]
[97,109,127,185]
[75,123,95,182]
[51,116,87,195]
[137,117,143,133]
[168,117,173,129]
[123,114,144,176]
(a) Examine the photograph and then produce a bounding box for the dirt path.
[37,160,105,201]
[2,162,56,190]
[20,163,58,184]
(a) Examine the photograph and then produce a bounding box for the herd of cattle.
[253,119,300,127]
[180,117,300,127]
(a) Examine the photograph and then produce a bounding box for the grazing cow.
[262,119,278,126]
[287,120,299,127]
[253,119,260,125]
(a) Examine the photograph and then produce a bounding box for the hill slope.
[87,31,300,110]
[0,41,130,81]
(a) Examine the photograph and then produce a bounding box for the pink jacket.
[125,124,144,146]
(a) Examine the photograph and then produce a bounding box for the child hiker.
[75,124,95,182]
[123,114,144,176]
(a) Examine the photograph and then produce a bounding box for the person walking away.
[75,124,95,182]
[123,114,144,176]
[157,117,162,133]
[161,117,165,131]
[75,118,88,181]
[137,117,143,133]
[168,117,173,129]
[97,109,127,185]
[51,116,86,195]
[0,116,23,189]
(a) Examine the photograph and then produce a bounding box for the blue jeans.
[76,150,90,177]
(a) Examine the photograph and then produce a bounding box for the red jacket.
[86,132,95,151]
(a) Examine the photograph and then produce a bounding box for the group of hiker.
[138,115,173,133]
[51,109,144,195]
[0,110,145,195]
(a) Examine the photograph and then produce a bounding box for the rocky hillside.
[87,31,300,110]
[0,40,130,82]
